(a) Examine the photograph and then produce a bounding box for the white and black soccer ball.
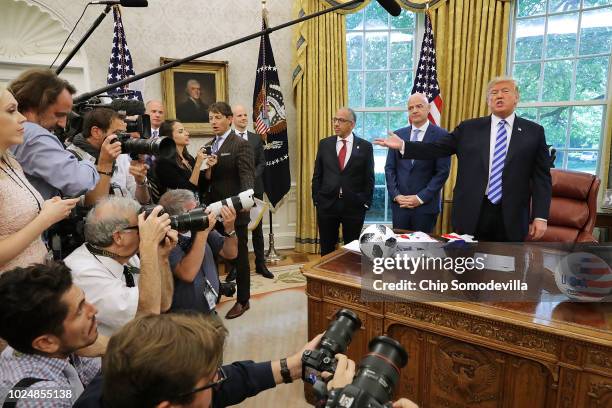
[359,224,397,260]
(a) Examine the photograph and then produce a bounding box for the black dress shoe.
[256,264,274,279]
[225,301,250,319]
[225,266,237,282]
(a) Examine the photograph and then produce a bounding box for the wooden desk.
[303,249,612,408]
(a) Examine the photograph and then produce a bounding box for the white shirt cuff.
[416,195,424,205]
[534,218,547,223]
[400,140,405,156]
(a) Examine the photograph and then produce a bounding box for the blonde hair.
[485,76,520,99]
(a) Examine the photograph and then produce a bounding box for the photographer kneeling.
[64,197,177,336]
[158,189,237,314]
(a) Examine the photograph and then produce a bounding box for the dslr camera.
[112,132,176,160]
[302,309,362,385]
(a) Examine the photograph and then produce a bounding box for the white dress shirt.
[64,244,141,336]
[410,121,429,142]
[212,128,233,152]
[110,154,138,198]
[336,132,354,168]
[235,129,249,141]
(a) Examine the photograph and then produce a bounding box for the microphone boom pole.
[73,0,366,103]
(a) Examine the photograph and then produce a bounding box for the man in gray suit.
[231,105,273,279]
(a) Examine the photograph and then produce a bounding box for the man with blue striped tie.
[375,77,552,242]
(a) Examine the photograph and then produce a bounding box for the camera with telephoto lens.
[112,132,176,160]
[316,336,408,408]
[140,189,256,232]
[302,309,362,385]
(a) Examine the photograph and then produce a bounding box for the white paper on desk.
[475,252,515,272]
[396,231,439,243]
[343,240,361,253]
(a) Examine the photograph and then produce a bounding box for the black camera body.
[112,132,176,160]
[302,309,362,385]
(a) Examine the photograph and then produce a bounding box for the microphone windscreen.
[110,99,146,115]
[120,0,148,7]
[376,0,401,16]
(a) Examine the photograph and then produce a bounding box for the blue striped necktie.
[212,136,221,154]
[487,120,508,204]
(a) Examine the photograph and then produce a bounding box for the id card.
[203,279,218,311]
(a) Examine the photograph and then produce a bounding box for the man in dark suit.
[375,77,552,242]
[177,79,209,123]
[204,102,254,319]
[230,104,273,279]
[385,93,450,232]
[312,107,375,256]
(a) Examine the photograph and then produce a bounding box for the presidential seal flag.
[252,12,290,209]
[107,5,142,101]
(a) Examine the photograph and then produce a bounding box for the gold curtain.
[293,0,348,253]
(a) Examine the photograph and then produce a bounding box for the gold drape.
[293,0,348,253]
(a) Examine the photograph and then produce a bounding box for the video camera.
[141,189,256,232]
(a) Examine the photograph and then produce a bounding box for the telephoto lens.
[169,207,210,232]
[114,133,176,160]
[302,308,362,384]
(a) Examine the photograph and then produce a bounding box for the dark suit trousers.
[391,203,438,233]
[317,199,366,256]
[474,198,509,242]
[235,224,250,303]
[251,192,265,265]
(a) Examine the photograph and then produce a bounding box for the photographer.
[158,189,237,314]
[74,312,323,408]
[8,69,102,202]
[66,108,150,204]
[63,197,178,336]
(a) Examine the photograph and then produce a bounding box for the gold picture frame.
[160,57,229,136]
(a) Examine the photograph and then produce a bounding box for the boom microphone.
[90,0,148,6]
[376,0,401,16]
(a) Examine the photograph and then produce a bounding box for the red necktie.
[338,140,347,171]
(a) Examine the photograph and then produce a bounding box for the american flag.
[107,6,142,101]
[411,12,442,125]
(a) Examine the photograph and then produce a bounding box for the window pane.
[546,13,578,59]
[365,1,388,29]
[364,112,388,141]
[365,32,388,69]
[389,71,411,107]
[374,149,387,185]
[348,72,364,108]
[354,111,364,137]
[389,31,413,70]
[542,60,573,101]
[391,9,415,30]
[347,33,363,70]
[554,150,566,169]
[584,0,612,8]
[538,106,569,148]
[389,111,408,131]
[569,105,604,149]
[580,8,612,55]
[365,72,387,107]
[567,151,598,174]
[548,0,579,13]
[515,107,538,121]
[517,0,547,17]
[346,11,364,30]
[514,18,545,61]
[575,56,609,100]
[365,187,387,222]
[513,62,541,102]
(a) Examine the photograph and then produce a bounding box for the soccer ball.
[553,252,612,302]
[359,224,397,260]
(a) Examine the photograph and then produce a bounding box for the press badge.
[204,279,218,311]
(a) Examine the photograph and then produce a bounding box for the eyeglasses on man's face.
[332,117,353,124]
[176,367,228,399]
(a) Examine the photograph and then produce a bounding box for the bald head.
[232,104,249,132]
[145,100,165,129]
[407,93,430,128]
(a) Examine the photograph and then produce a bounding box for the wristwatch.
[97,169,113,177]
[279,358,293,383]
[224,230,236,238]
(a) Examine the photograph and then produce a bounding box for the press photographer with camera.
[63,197,178,336]
[158,189,238,314]
[66,107,150,204]
[74,312,324,408]
[0,86,79,274]
[8,69,102,202]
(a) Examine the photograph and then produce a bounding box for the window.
[346,2,417,222]
[511,0,612,175]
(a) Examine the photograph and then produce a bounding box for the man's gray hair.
[159,189,197,216]
[339,107,357,123]
[486,76,519,97]
[186,79,200,89]
[84,196,141,247]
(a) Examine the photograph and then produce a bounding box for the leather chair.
[531,169,600,243]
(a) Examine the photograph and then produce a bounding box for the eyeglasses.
[176,367,228,399]
[332,117,353,124]
[121,225,139,233]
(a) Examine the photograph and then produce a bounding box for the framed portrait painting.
[160,58,228,136]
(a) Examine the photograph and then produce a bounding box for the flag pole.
[259,0,285,263]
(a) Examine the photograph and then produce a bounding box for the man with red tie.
[311,107,375,256]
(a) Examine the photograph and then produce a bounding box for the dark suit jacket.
[400,115,552,241]
[177,98,209,123]
[312,134,375,214]
[385,123,450,215]
[205,131,255,226]
[244,130,265,197]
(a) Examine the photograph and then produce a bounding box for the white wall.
[10,0,299,248]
